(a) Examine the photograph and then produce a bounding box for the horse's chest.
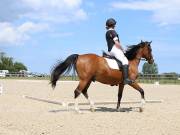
[129,68,138,80]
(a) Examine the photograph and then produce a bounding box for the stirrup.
[123,79,134,85]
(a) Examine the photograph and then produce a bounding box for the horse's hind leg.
[74,80,91,113]
[74,90,82,113]
[82,81,95,112]
[117,84,124,111]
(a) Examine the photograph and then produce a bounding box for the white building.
[0,70,9,77]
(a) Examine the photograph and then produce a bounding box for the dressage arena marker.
[0,84,3,95]
[23,95,163,108]
[154,81,160,85]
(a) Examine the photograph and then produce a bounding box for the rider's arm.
[111,30,124,51]
[114,38,124,51]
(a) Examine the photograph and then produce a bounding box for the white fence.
[1,72,180,84]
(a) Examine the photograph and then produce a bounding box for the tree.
[142,62,158,74]
[0,52,27,72]
[0,52,5,58]
[14,62,27,72]
[0,56,14,71]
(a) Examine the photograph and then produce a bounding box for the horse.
[50,41,154,113]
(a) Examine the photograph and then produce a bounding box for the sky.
[0,0,180,74]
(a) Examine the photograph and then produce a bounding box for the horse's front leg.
[117,84,124,111]
[129,82,145,112]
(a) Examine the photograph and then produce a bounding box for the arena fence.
[1,72,180,84]
[137,74,180,84]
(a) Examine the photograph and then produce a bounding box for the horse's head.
[139,40,154,64]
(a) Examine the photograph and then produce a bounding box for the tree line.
[0,52,27,72]
[142,62,158,74]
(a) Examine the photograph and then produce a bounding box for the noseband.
[136,56,146,61]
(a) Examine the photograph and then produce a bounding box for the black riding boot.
[122,65,134,85]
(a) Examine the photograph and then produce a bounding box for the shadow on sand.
[95,106,141,112]
[49,106,141,113]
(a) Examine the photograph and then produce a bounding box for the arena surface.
[0,79,180,135]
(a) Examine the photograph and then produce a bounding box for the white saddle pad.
[104,58,119,70]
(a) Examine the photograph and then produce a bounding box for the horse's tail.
[50,54,79,89]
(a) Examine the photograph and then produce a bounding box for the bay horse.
[50,41,154,113]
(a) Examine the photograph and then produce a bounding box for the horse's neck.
[129,53,142,70]
[129,59,140,68]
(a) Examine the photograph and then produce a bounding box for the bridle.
[136,52,153,62]
[136,56,146,61]
[136,43,154,62]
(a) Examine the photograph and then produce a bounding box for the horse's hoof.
[62,102,67,107]
[116,108,120,112]
[117,108,126,112]
[141,99,146,105]
[74,108,83,114]
[139,107,144,112]
[90,108,95,112]
[75,110,83,114]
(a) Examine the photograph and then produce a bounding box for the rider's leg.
[110,46,134,85]
[122,64,134,84]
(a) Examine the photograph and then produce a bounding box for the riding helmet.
[106,18,116,27]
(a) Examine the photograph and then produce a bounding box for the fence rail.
[137,74,180,84]
[1,72,180,84]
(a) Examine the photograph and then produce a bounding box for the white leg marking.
[140,99,146,112]
[141,99,146,106]
[74,99,82,114]
[88,98,95,112]
[62,102,69,111]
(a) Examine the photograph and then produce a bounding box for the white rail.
[23,95,163,107]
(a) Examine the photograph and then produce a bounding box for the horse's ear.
[140,40,145,47]
[148,41,152,46]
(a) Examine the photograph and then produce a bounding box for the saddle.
[102,51,122,70]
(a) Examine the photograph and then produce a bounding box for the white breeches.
[110,45,129,65]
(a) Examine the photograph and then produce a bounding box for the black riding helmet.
[106,18,116,27]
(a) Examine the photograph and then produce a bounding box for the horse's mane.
[125,43,142,60]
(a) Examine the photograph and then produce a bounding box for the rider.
[105,18,134,85]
